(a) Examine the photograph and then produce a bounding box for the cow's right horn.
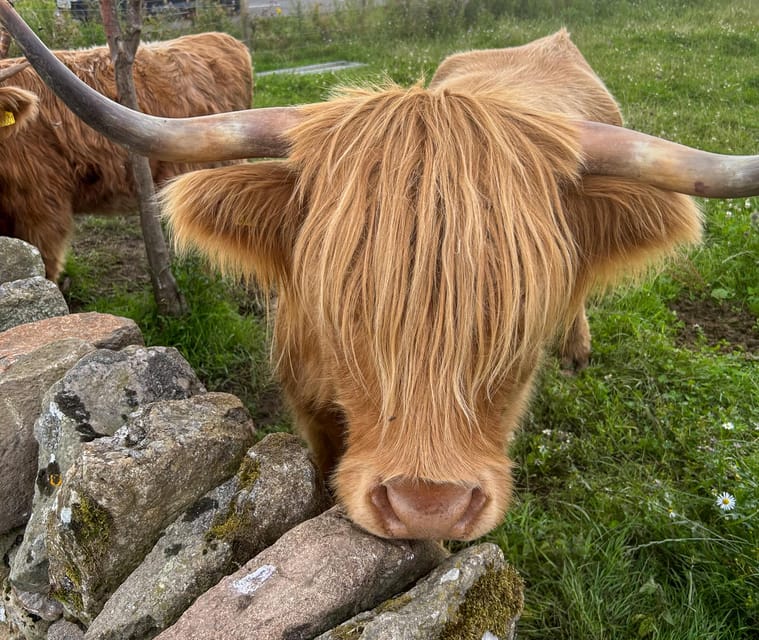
[0,0,300,161]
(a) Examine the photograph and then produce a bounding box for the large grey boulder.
[0,237,45,284]
[0,312,143,374]
[155,506,448,640]
[85,433,331,640]
[0,339,95,535]
[0,277,68,332]
[46,393,256,624]
[319,543,523,640]
[10,346,205,594]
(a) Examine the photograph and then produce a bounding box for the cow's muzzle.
[369,479,487,540]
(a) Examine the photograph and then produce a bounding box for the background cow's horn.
[0,59,30,82]
[0,0,299,161]
[580,120,759,198]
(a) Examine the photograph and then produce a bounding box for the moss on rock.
[50,563,85,612]
[236,455,260,491]
[439,563,524,640]
[206,506,247,544]
[327,623,365,640]
[204,455,260,550]
[70,493,112,551]
[373,592,414,615]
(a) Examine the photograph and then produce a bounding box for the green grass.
[43,0,759,637]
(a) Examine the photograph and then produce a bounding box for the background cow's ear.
[564,176,702,293]
[0,87,39,141]
[161,162,302,288]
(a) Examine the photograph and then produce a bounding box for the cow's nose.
[369,479,487,540]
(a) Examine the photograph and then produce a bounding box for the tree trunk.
[0,0,11,57]
[99,0,186,316]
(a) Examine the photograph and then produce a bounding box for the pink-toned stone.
[0,312,143,374]
[155,507,448,640]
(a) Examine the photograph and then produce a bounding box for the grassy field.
[18,0,758,637]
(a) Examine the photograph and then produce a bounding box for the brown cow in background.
[0,31,251,279]
[7,17,758,541]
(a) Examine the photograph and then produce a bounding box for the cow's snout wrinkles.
[370,479,487,540]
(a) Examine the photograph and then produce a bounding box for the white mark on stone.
[482,632,501,640]
[440,568,460,583]
[0,604,6,622]
[232,564,276,596]
[60,507,72,524]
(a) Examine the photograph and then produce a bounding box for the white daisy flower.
[715,492,736,511]
[722,422,735,431]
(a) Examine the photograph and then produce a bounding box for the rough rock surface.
[0,237,45,283]
[0,277,68,333]
[1,528,24,583]
[155,506,448,640]
[319,543,523,640]
[46,393,256,624]
[85,432,331,640]
[82,479,239,640]
[47,619,85,640]
[0,338,95,535]
[203,432,333,561]
[1,582,64,640]
[0,313,143,374]
[9,345,206,594]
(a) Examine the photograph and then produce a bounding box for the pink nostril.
[369,479,486,539]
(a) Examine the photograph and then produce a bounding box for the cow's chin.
[333,451,513,541]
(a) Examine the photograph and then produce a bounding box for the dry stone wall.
[0,236,523,640]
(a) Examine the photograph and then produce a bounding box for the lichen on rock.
[439,563,524,640]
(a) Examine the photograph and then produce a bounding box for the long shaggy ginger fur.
[161,30,701,540]
[0,32,251,279]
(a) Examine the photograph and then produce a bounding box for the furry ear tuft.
[565,176,702,297]
[160,162,302,288]
[0,87,39,141]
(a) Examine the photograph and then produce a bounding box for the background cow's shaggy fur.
[0,32,252,280]
[162,30,701,540]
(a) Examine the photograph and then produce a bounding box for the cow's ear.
[0,87,39,141]
[161,161,301,288]
[565,176,702,292]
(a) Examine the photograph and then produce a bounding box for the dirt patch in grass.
[64,215,151,311]
[670,295,759,355]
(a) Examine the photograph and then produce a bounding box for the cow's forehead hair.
[286,83,582,427]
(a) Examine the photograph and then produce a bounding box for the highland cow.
[6,10,757,541]
[0,31,251,279]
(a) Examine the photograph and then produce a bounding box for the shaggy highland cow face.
[156,77,704,540]
[272,86,585,540]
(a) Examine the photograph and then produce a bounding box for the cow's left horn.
[0,0,300,161]
[580,121,759,198]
